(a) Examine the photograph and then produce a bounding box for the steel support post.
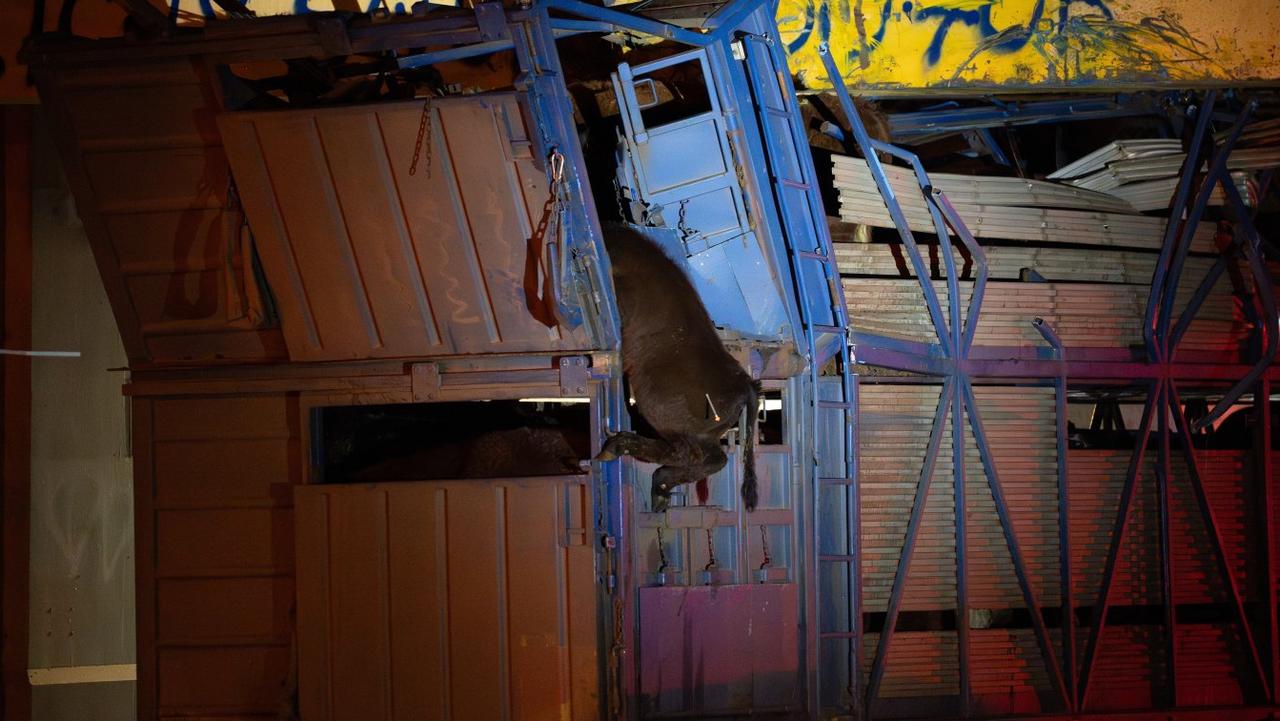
[962,379,1070,710]
[864,379,955,707]
[1078,382,1162,709]
[1168,383,1272,699]
[1157,382,1178,707]
[1143,91,1216,362]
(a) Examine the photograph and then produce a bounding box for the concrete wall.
[28,114,135,721]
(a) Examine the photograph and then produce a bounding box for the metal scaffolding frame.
[824,39,1279,717]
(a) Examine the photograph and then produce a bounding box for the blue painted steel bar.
[1034,317,1075,709]
[1169,251,1232,354]
[543,0,709,45]
[864,379,955,708]
[846,374,862,714]
[1143,91,1216,363]
[961,378,1070,710]
[1158,101,1255,355]
[1156,386,1178,707]
[1193,178,1278,431]
[862,139,964,356]
[399,27,589,68]
[817,43,953,356]
[952,376,971,715]
[399,37,513,67]
[546,17,615,32]
[706,0,766,38]
[1259,377,1278,702]
[734,19,862,715]
[887,95,1160,141]
[1077,381,1162,709]
[1168,383,1272,699]
[510,11,627,716]
[933,190,988,355]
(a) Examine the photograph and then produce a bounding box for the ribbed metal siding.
[220,95,591,361]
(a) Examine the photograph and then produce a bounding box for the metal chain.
[655,524,670,573]
[409,96,433,177]
[704,528,718,571]
[759,525,772,570]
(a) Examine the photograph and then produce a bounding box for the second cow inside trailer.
[26,2,858,720]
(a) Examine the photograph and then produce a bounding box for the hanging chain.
[409,96,434,177]
[759,525,772,570]
[704,529,718,571]
[655,524,670,573]
[530,149,567,248]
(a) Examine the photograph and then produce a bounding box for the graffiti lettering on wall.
[776,0,1278,89]
[162,0,1279,90]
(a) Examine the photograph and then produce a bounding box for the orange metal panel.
[156,508,294,578]
[385,487,447,721]
[141,392,302,719]
[157,645,291,710]
[33,59,285,365]
[156,577,293,645]
[219,95,591,361]
[638,583,801,714]
[295,479,599,721]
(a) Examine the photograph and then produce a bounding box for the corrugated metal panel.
[864,631,959,700]
[860,384,1058,710]
[638,584,800,716]
[846,280,1247,353]
[861,385,1058,611]
[1176,624,1246,707]
[970,629,1054,711]
[294,478,598,721]
[1069,450,1258,608]
[219,94,591,361]
[1087,626,1166,711]
[34,59,285,365]
[135,394,300,719]
[1069,451,1162,607]
[1172,452,1257,605]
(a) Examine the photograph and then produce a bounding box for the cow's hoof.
[595,436,621,462]
[651,492,671,514]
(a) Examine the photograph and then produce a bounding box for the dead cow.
[595,223,761,512]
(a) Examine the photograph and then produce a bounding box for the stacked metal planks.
[860,384,1059,710]
[844,279,1246,353]
[832,156,1218,252]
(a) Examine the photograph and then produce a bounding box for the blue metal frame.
[886,95,1163,142]
[818,40,1077,716]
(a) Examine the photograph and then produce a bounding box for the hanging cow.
[595,223,761,512]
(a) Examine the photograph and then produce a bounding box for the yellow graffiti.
[779,0,1280,90]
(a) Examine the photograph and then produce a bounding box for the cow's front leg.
[595,432,674,463]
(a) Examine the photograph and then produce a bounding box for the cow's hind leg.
[650,439,727,513]
[595,431,674,463]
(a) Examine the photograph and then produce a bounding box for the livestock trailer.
[15,0,1280,720]
[24,2,860,718]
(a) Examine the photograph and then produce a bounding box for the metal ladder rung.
[817,400,853,410]
[819,554,856,562]
[819,631,858,640]
[812,324,844,334]
[779,178,811,191]
[819,477,857,486]
[797,250,830,262]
